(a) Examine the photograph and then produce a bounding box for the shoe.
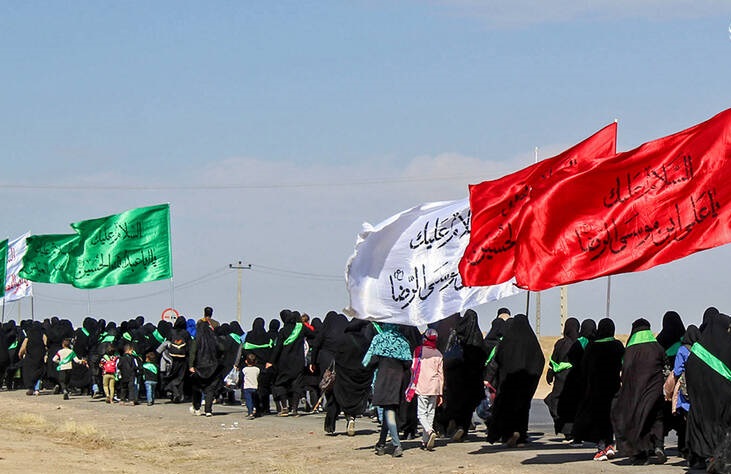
[205,412,213,417]
[33,390,40,396]
[593,449,608,462]
[63,393,70,400]
[654,447,667,464]
[569,440,584,448]
[392,446,403,458]
[147,402,153,406]
[375,445,386,456]
[452,427,465,442]
[278,409,289,417]
[426,431,437,451]
[605,445,617,459]
[347,418,356,436]
[325,430,336,436]
[26,389,34,396]
[189,407,201,416]
[505,431,520,448]
[248,414,255,420]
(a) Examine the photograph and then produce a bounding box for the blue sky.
[2,1,730,334]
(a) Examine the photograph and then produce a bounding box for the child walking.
[99,346,119,404]
[117,344,140,405]
[142,352,159,406]
[407,328,444,451]
[52,338,87,400]
[242,353,260,419]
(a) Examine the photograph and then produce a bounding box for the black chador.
[544,317,579,437]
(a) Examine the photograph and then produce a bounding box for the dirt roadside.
[0,388,686,474]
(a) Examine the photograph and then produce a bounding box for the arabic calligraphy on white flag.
[5,232,33,302]
[345,198,521,326]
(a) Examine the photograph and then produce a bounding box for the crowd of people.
[1,304,729,472]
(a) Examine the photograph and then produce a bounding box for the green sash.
[665,341,682,357]
[56,350,77,371]
[691,342,731,383]
[485,346,497,366]
[372,322,383,334]
[122,332,132,341]
[243,339,274,350]
[143,362,159,375]
[229,333,242,345]
[626,329,656,348]
[81,327,90,337]
[594,337,615,343]
[99,332,115,343]
[578,337,588,349]
[283,323,303,346]
[8,341,18,351]
[549,358,573,373]
[152,330,165,344]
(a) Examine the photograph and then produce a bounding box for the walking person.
[406,328,443,451]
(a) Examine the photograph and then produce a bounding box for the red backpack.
[102,356,118,375]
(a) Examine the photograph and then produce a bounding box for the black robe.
[544,317,579,435]
[686,311,731,460]
[611,327,665,457]
[572,324,624,445]
[22,322,46,390]
[556,319,596,437]
[487,314,544,444]
[270,311,314,397]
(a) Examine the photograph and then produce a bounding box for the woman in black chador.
[556,318,596,443]
[324,318,375,436]
[544,317,579,438]
[572,318,624,461]
[163,316,190,403]
[19,321,47,395]
[188,320,224,416]
[611,318,666,465]
[244,317,274,415]
[685,310,731,472]
[486,314,544,446]
[268,310,314,416]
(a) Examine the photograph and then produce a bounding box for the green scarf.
[152,330,164,344]
[143,362,159,375]
[283,323,303,346]
[99,332,115,344]
[577,336,588,349]
[691,342,731,383]
[81,327,90,337]
[594,337,615,343]
[626,329,656,348]
[229,333,242,345]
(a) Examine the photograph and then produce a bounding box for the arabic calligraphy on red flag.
[459,122,617,287]
[513,108,731,291]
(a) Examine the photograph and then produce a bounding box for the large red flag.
[513,108,731,291]
[459,122,617,286]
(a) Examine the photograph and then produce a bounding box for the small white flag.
[5,231,33,302]
[345,198,521,326]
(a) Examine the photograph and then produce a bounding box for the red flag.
[513,108,731,291]
[459,122,617,286]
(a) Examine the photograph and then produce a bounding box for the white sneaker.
[189,406,201,416]
[347,418,356,436]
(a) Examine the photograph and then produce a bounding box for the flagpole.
[533,146,541,336]
[1,298,4,323]
[525,291,530,317]
[605,275,612,318]
[87,291,91,315]
[31,295,35,321]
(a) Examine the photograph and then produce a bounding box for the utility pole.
[229,261,252,324]
[560,285,568,332]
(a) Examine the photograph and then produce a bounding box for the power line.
[0,173,485,191]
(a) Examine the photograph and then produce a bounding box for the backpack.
[102,356,118,375]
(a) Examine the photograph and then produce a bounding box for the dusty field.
[0,387,684,474]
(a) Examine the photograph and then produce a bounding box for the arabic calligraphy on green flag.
[19,234,79,284]
[69,203,172,288]
[19,204,173,289]
[0,239,7,298]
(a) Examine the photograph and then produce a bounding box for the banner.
[68,203,172,289]
[20,234,80,284]
[0,239,6,298]
[513,108,731,291]
[20,204,173,289]
[345,198,521,326]
[459,122,617,287]
[4,232,33,302]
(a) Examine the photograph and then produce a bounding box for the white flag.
[345,198,521,326]
[5,231,33,302]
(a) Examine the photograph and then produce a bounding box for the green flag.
[0,239,7,298]
[68,203,172,288]
[19,234,79,284]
